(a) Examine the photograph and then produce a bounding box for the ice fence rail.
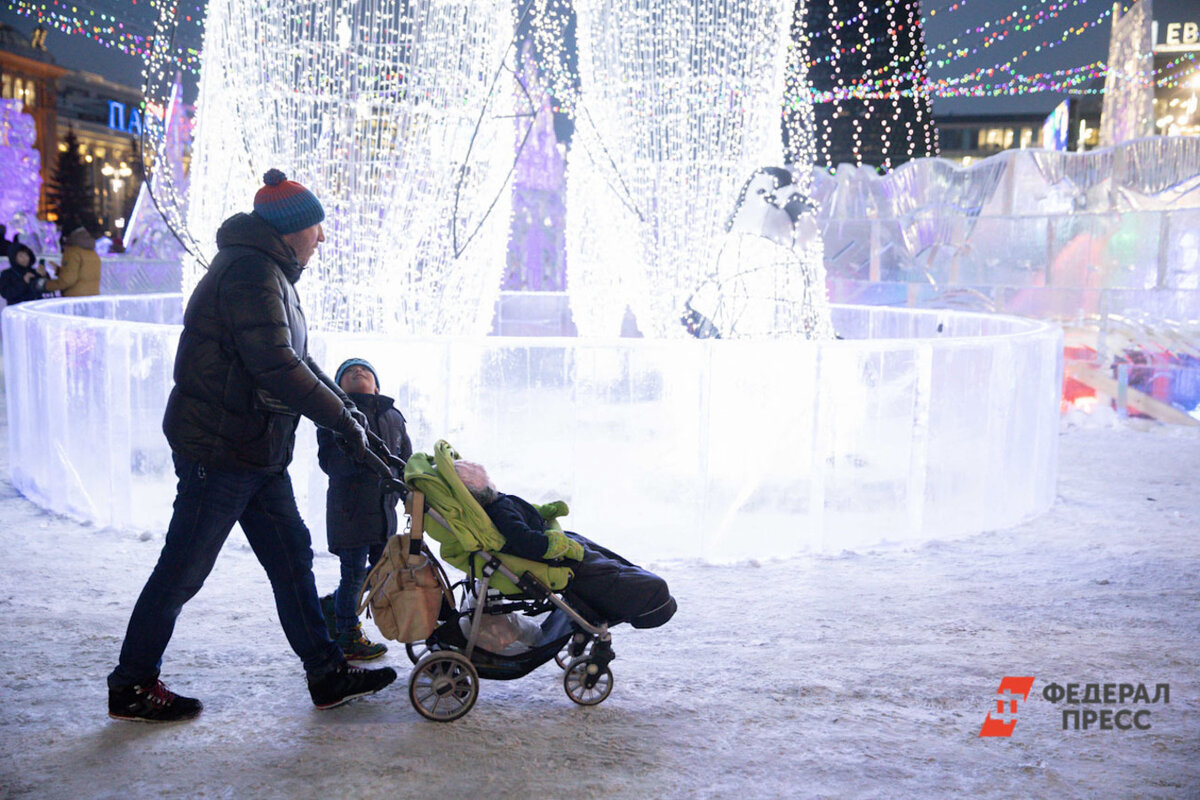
[2,295,1061,560]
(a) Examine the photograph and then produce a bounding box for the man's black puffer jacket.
[163,212,354,472]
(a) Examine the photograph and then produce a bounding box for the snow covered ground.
[0,364,1197,799]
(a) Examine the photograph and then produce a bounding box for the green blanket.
[403,440,575,594]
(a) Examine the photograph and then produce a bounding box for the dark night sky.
[924,0,1197,115]
[2,0,1195,117]
[2,5,153,83]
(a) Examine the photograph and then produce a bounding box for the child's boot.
[336,624,388,661]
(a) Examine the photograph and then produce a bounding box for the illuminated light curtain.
[186,0,513,335]
[563,0,805,338]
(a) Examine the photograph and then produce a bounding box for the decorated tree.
[799,0,938,170]
[47,128,97,231]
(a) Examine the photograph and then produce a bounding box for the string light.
[922,0,1109,68]
[15,1,1191,111]
[7,0,205,74]
[183,0,515,335]
[803,0,938,170]
[559,0,828,339]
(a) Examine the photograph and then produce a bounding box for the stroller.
[360,438,625,722]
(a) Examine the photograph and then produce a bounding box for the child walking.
[317,358,413,660]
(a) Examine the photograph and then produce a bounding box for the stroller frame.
[361,442,618,722]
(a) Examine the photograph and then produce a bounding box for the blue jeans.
[331,544,384,633]
[108,454,345,688]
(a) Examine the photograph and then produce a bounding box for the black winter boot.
[307,663,397,709]
[109,680,203,723]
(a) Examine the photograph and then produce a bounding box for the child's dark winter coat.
[316,391,412,551]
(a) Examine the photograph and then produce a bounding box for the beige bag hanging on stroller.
[357,491,453,643]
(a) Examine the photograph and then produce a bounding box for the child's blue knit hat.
[335,358,380,388]
[253,169,325,235]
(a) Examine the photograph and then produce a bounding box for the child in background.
[1,237,47,306]
[317,358,413,660]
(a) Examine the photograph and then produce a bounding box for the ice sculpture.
[0,100,42,230]
[814,137,1200,221]
[2,295,1062,560]
[809,137,1200,418]
[1100,0,1155,147]
[563,0,807,337]
[185,0,514,335]
[684,167,833,339]
[811,138,1200,295]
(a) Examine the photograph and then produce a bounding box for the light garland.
[803,0,938,170]
[185,0,514,335]
[562,0,828,339]
[7,0,205,74]
[15,1,1188,108]
[922,0,1108,68]
[129,0,198,259]
[925,4,1117,80]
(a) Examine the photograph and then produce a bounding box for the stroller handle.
[357,432,410,495]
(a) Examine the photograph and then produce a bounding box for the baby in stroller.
[395,441,676,721]
[454,459,677,631]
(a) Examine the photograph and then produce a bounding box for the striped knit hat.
[253,169,325,235]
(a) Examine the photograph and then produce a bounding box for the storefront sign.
[107,101,143,136]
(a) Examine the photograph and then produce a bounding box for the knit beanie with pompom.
[252,169,325,235]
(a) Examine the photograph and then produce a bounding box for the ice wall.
[99,258,184,296]
[811,138,1200,416]
[3,295,1060,560]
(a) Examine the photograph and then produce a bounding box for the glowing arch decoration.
[186,0,515,335]
[561,0,826,339]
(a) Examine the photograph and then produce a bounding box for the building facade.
[935,99,1104,165]
[0,22,66,218]
[57,69,144,240]
[0,21,144,240]
[1153,12,1200,137]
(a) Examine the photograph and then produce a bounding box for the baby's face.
[455,460,494,493]
[14,251,31,268]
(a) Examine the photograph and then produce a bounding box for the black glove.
[335,414,369,462]
[348,406,369,431]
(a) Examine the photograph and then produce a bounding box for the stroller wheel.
[409,651,479,722]
[563,657,613,706]
[554,632,589,669]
